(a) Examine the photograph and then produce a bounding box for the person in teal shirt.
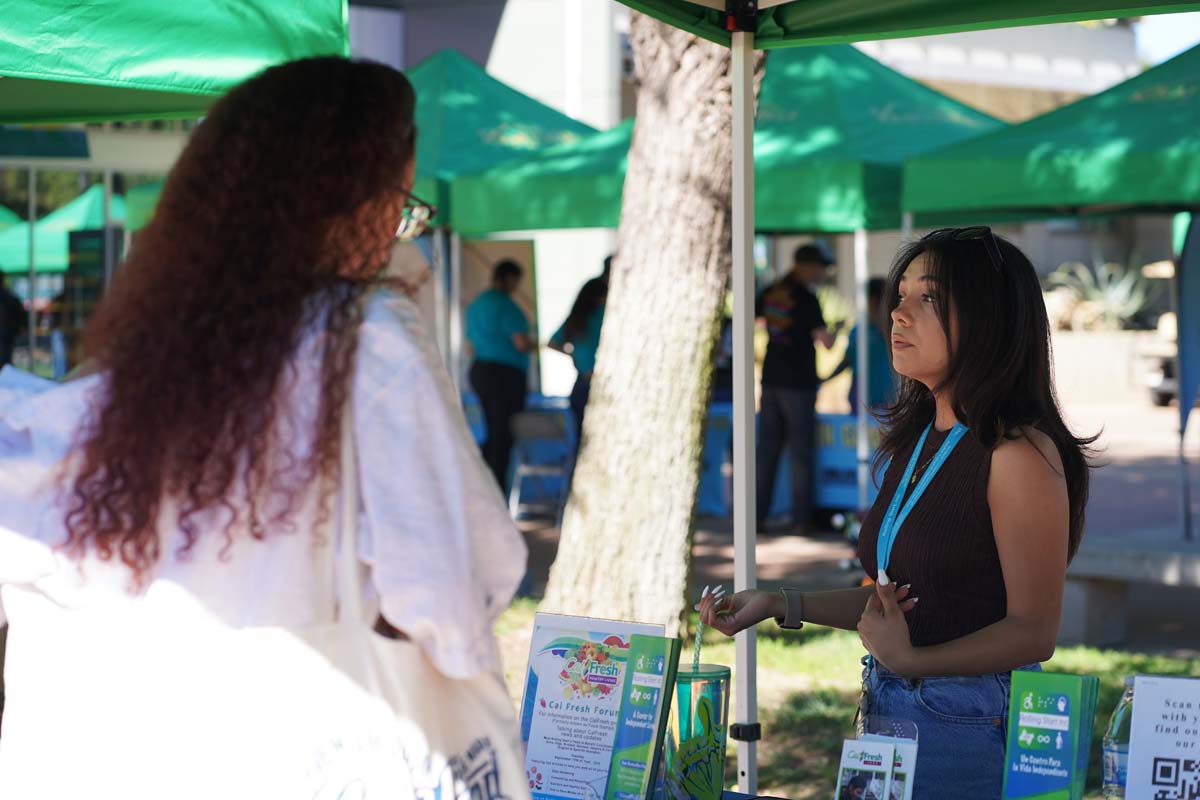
[466,259,534,489]
[825,278,895,413]
[549,257,609,443]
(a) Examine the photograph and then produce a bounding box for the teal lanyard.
[876,420,968,577]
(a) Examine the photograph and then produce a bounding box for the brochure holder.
[852,717,919,800]
[859,715,918,743]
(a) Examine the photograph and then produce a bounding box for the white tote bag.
[282,406,531,800]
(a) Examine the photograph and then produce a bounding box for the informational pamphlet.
[603,635,681,800]
[835,739,894,800]
[519,613,679,800]
[1126,675,1200,800]
[1002,671,1099,800]
[859,734,916,800]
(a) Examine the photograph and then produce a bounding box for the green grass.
[498,604,1200,800]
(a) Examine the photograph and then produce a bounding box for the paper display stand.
[519,613,681,800]
[1126,675,1200,800]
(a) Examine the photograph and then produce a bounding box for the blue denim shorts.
[858,655,1041,799]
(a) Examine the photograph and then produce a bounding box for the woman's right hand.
[699,589,783,637]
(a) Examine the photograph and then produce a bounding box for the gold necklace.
[908,450,939,486]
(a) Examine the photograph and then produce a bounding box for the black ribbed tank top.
[856,425,1007,648]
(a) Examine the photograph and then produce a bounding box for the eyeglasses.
[921,226,1004,272]
[396,191,436,242]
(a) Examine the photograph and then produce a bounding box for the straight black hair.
[875,230,1096,560]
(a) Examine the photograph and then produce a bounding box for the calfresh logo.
[586,660,620,687]
[543,637,626,700]
[848,750,886,767]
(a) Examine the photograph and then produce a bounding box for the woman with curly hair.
[0,58,527,797]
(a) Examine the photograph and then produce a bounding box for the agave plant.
[1047,260,1158,331]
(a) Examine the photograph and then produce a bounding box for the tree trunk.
[541,15,765,635]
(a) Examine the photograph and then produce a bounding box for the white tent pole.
[432,227,451,368]
[103,170,115,287]
[26,167,37,368]
[731,27,758,796]
[449,231,464,392]
[855,229,870,511]
[901,211,913,240]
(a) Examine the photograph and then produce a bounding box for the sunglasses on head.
[921,226,1004,272]
[396,191,436,242]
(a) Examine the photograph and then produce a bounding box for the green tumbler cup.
[660,663,731,800]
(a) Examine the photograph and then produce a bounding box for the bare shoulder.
[991,426,1065,485]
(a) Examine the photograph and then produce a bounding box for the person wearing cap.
[755,243,837,534]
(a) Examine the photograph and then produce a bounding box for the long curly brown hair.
[64,57,417,584]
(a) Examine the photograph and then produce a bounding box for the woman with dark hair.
[548,256,610,442]
[0,58,526,797]
[703,228,1094,798]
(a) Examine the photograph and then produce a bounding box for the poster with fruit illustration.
[520,614,667,800]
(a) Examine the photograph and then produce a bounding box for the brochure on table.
[1002,671,1099,800]
[1126,675,1200,800]
[836,739,894,800]
[859,734,917,800]
[520,613,681,800]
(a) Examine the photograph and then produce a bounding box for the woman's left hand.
[856,582,918,678]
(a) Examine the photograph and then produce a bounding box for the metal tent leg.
[731,27,758,796]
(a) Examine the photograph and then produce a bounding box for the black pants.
[756,385,817,527]
[568,372,592,446]
[469,360,527,490]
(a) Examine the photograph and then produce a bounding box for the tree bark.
[541,15,765,635]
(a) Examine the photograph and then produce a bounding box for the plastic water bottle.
[1102,677,1135,799]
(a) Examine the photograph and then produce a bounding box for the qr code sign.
[1152,757,1200,800]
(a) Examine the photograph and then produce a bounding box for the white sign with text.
[1127,676,1200,800]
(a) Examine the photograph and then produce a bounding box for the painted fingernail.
[909,597,919,604]
[901,584,912,591]
[878,570,890,586]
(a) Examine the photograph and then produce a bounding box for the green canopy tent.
[606,3,1200,791]
[125,180,165,233]
[407,49,596,227]
[755,44,1002,232]
[0,185,127,274]
[622,0,1200,49]
[0,206,19,232]
[451,44,1001,235]
[0,0,348,124]
[451,119,632,234]
[903,43,1200,216]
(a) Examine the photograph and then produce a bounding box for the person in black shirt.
[755,244,836,533]
[0,273,27,368]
